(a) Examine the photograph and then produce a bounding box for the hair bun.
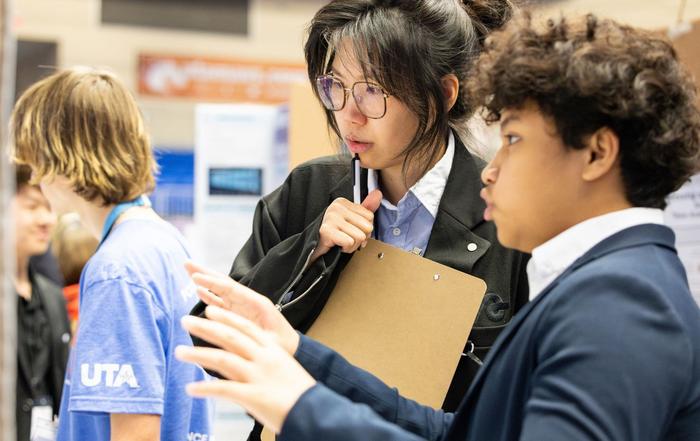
[462,0,515,43]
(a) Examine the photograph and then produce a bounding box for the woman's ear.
[581,127,620,182]
[441,74,459,112]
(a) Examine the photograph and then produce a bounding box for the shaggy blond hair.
[10,67,157,205]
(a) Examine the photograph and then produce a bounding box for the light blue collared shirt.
[375,132,455,255]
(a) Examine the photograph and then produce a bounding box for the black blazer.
[192,137,529,410]
[16,272,70,441]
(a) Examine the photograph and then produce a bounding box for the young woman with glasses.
[192,0,529,416]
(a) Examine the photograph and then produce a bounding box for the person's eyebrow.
[500,114,521,131]
[22,194,45,205]
[328,66,345,80]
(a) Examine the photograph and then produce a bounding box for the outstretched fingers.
[175,345,251,382]
[181,313,262,360]
[203,305,271,346]
[191,273,253,303]
[185,379,249,402]
[191,273,274,320]
[184,380,270,429]
[195,286,226,308]
[184,260,228,279]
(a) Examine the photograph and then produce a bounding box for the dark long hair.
[305,0,514,179]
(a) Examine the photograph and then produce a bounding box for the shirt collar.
[380,132,455,215]
[527,207,665,300]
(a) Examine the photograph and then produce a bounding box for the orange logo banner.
[138,54,307,103]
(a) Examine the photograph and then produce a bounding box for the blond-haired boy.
[11,67,211,441]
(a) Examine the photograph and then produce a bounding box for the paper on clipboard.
[263,239,486,440]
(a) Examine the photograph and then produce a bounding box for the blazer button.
[467,242,478,252]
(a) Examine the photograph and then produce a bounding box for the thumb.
[361,189,383,213]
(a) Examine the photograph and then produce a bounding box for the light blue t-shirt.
[57,219,212,441]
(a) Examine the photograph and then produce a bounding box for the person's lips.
[480,188,494,221]
[35,233,50,243]
[345,136,372,154]
[32,227,52,243]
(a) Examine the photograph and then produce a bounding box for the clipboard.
[263,239,486,440]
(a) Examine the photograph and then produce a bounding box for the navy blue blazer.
[279,224,700,441]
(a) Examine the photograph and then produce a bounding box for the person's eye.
[504,134,521,145]
[365,84,383,95]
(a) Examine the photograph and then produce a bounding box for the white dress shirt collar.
[380,131,455,217]
[527,207,665,300]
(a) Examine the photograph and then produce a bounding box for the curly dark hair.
[468,13,700,209]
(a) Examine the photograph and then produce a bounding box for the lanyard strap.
[99,195,150,245]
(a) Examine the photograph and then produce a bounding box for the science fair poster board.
[189,103,288,275]
[665,173,700,305]
[190,104,289,440]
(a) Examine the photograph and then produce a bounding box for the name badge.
[30,405,57,441]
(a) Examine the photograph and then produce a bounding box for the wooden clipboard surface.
[263,239,485,440]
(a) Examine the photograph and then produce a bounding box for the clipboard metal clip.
[462,340,483,366]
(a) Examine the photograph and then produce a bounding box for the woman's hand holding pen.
[185,261,299,355]
[176,305,315,434]
[310,189,383,263]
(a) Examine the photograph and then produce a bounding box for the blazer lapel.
[457,276,560,412]
[329,164,353,202]
[424,138,491,273]
[457,223,677,412]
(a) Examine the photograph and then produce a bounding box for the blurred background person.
[51,213,98,336]
[29,249,64,287]
[12,164,70,441]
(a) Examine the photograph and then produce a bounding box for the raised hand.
[176,306,316,434]
[185,261,299,355]
[309,189,383,263]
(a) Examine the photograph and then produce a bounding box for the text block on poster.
[138,53,306,103]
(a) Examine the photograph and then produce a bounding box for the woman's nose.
[339,90,367,125]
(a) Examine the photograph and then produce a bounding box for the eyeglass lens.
[315,76,386,118]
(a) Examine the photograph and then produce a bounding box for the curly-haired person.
[173,13,700,441]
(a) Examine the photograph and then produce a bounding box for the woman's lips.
[345,138,372,154]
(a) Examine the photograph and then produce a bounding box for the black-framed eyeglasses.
[315,74,390,119]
